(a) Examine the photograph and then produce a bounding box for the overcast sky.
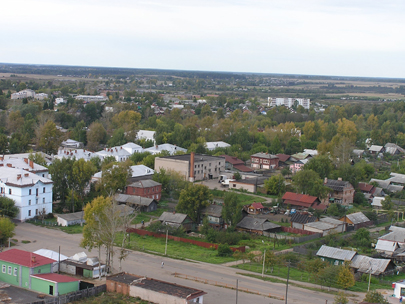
[1,0,404,78]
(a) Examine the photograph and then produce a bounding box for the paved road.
[12,223,365,304]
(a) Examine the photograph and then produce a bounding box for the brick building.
[250,153,279,170]
[125,180,162,201]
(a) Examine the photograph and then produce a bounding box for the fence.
[127,228,245,252]
[264,226,321,243]
[28,284,106,304]
[27,219,59,226]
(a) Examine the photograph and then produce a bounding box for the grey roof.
[251,152,278,159]
[385,143,405,154]
[369,145,384,152]
[114,194,155,207]
[345,212,370,225]
[236,216,281,231]
[232,176,267,185]
[57,211,84,222]
[325,179,352,191]
[375,239,398,252]
[305,221,335,231]
[202,204,223,217]
[350,255,391,275]
[320,217,344,226]
[369,179,391,189]
[159,212,189,224]
[388,173,405,185]
[127,180,161,188]
[388,184,404,193]
[316,245,356,261]
[379,226,405,242]
[290,213,317,224]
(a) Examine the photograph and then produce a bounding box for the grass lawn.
[72,292,150,304]
[132,206,169,224]
[59,224,84,234]
[120,232,235,264]
[132,214,151,225]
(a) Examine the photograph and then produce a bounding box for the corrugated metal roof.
[316,245,356,261]
[320,217,344,226]
[375,239,398,252]
[350,255,391,275]
[202,204,223,217]
[236,216,280,231]
[305,221,335,231]
[159,212,189,224]
[114,194,155,207]
[379,229,405,242]
[345,212,370,225]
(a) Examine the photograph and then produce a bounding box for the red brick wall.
[281,226,318,235]
[125,185,162,201]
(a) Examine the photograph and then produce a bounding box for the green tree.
[293,170,330,199]
[264,174,285,196]
[269,136,282,154]
[337,263,355,290]
[28,152,48,167]
[72,158,97,201]
[285,137,301,155]
[221,192,241,227]
[304,155,333,179]
[49,158,74,204]
[107,128,126,147]
[0,217,15,245]
[0,197,19,218]
[0,133,8,156]
[176,184,212,223]
[36,120,64,155]
[71,120,87,144]
[382,196,393,210]
[87,122,107,151]
[363,290,389,304]
[333,291,349,304]
[96,160,132,196]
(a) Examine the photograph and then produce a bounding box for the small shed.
[34,249,68,273]
[339,212,372,230]
[350,255,395,276]
[159,212,195,232]
[114,194,158,213]
[201,204,224,228]
[107,272,142,296]
[236,216,281,235]
[57,211,85,227]
[372,196,385,209]
[61,252,106,279]
[246,202,264,215]
[30,273,80,296]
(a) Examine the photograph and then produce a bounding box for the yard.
[72,292,150,304]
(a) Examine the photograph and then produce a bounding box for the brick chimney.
[189,152,195,182]
[24,158,29,164]
[17,174,21,180]
[29,160,34,169]
[6,163,12,167]
[31,255,36,263]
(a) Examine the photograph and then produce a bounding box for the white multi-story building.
[96,147,131,162]
[34,93,48,100]
[0,166,53,221]
[75,95,108,102]
[267,97,311,110]
[144,144,186,155]
[136,130,156,145]
[11,89,36,100]
[55,148,96,161]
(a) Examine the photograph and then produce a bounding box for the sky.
[1,0,405,78]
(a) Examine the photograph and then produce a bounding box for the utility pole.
[285,261,290,304]
[164,229,168,256]
[262,249,266,277]
[236,279,238,304]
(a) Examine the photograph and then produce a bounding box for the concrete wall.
[229,181,256,193]
[155,158,189,180]
[130,285,186,304]
[60,263,76,275]
[107,279,130,295]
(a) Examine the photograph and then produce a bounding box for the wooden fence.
[28,284,106,304]
[127,228,245,252]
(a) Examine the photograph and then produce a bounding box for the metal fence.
[27,219,59,226]
[28,284,106,304]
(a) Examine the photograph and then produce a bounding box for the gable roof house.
[236,216,281,235]
[384,143,405,155]
[205,141,231,151]
[357,182,376,202]
[290,213,318,230]
[368,145,384,155]
[376,226,405,257]
[159,212,194,232]
[125,180,162,201]
[276,154,296,168]
[245,202,264,215]
[145,144,187,155]
[114,194,158,213]
[339,212,372,230]
[282,192,326,210]
[0,249,79,296]
[323,178,355,205]
[61,252,106,279]
[201,204,223,228]
[304,217,345,236]
[316,245,357,266]
[369,177,403,193]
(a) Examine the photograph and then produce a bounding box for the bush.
[361,273,379,284]
[217,244,233,257]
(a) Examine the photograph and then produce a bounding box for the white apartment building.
[267,97,311,110]
[75,95,108,102]
[34,93,49,100]
[136,130,156,145]
[11,89,36,100]
[55,148,96,161]
[0,167,53,221]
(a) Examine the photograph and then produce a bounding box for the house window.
[233,184,236,188]
[334,260,339,266]
[13,267,17,276]
[43,198,45,203]
[219,162,221,165]
[8,189,11,194]
[28,210,31,216]
[8,266,11,275]
[29,189,32,195]
[209,163,211,167]
[2,265,5,273]
[36,209,38,215]
[43,187,45,193]
[42,174,45,177]
[133,188,135,194]
[28,200,31,206]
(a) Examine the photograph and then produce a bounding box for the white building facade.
[268,97,311,110]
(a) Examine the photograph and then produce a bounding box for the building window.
[2,265,5,273]
[219,162,221,165]
[13,267,17,276]
[8,266,11,275]
[28,200,31,206]
[36,209,38,215]
[29,189,32,195]
[43,187,45,193]
[28,210,31,217]
[43,198,45,203]
[8,189,11,194]
[42,174,45,177]
[194,171,196,176]
[209,163,211,167]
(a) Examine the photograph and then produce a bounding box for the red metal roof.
[282,192,318,204]
[276,154,291,162]
[358,182,374,193]
[233,164,254,172]
[220,155,244,165]
[0,249,55,268]
[32,273,80,283]
[251,202,264,209]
